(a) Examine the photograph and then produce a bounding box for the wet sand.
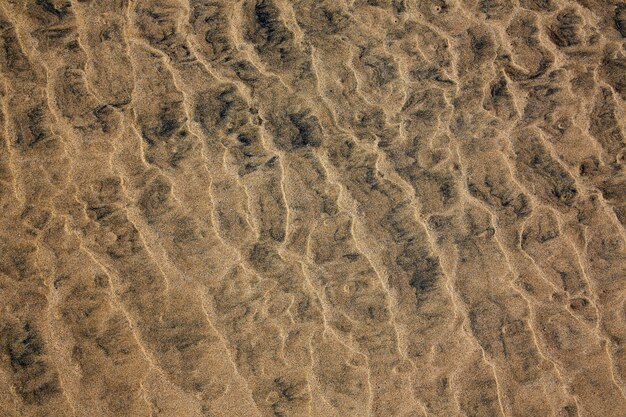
[0,0,625,416]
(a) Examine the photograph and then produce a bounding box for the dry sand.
[0,0,625,416]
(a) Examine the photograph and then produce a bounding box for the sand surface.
[0,0,625,416]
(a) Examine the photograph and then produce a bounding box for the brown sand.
[0,0,625,416]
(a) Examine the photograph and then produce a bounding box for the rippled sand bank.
[0,0,624,416]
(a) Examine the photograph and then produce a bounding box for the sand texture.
[0,0,625,416]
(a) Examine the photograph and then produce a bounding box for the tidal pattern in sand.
[0,0,625,416]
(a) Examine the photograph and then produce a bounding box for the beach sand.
[0,0,624,416]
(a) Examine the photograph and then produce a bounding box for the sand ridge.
[0,0,624,416]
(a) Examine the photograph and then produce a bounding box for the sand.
[0,0,624,416]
